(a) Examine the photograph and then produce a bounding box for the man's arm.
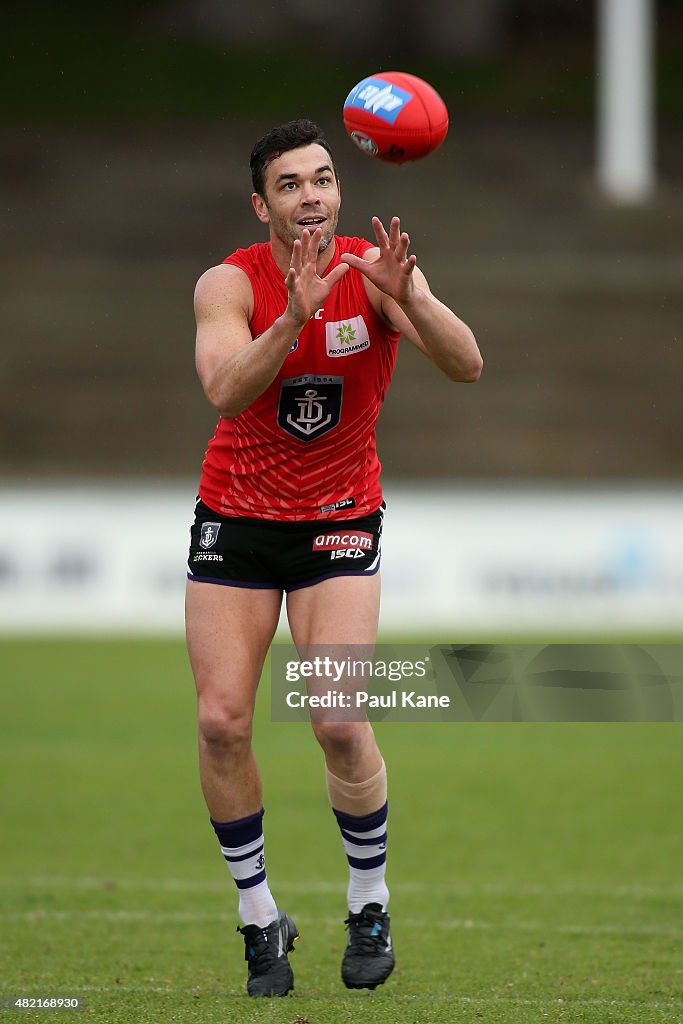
[194,264,300,419]
[195,228,349,418]
[341,217,483,383]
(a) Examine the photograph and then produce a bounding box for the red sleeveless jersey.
[198,236,400,521]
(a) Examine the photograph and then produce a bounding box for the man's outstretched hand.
[340,216,417,305]
[285,227,349,326]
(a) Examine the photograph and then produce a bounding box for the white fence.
[0,483,681,635]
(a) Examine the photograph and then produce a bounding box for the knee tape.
[325,759,387,816]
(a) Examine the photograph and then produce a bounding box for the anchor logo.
[199,522,221,549]
[277,374,343,442]
[286,388,333,436]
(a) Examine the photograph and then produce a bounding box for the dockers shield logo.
[277,374,343,441]
[200,522,221,549]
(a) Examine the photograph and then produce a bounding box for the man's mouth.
[298,217,326,228]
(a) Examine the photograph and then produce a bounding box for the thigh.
[285,572,381,647]
[286,575,382,762]
[186,579,283,709]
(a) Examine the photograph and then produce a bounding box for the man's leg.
[186,580,298,996]
[286,574,394,989]
[186,579,281,822]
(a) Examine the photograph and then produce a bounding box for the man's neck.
[269,234,337,278]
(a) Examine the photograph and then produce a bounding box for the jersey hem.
[196,491,384,524]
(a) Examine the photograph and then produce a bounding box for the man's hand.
[285,227,349,326]
[340,216,417,305]
[340,215,483,383]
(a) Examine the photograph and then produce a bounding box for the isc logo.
[329,548,366,560]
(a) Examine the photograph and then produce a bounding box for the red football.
[343,71,449,164]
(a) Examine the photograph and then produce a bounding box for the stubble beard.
[316,227,335,253]
[268,206,339,254]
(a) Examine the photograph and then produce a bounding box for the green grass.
[1,638,682,1023]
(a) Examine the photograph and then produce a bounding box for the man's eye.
[318,177,330,185]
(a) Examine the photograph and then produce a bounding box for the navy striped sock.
[333,802,389,913]
[211,809,278,927]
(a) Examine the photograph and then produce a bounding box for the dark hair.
[250,119,337,198]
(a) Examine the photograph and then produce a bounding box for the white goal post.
[597,0,655,203]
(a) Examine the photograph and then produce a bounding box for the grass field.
[1,638,682,1023]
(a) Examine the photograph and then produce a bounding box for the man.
[186,119,482,997]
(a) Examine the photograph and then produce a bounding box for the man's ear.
[251,192,270,225]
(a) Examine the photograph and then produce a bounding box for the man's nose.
[300,185,321,204]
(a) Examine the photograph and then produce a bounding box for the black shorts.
[187,499,384,592]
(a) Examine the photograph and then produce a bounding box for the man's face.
[253,144,341,253]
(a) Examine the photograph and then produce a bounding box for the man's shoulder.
[194,261,254,319]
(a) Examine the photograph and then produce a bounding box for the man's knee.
[311,720,367,757]
[198,698,253,754]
